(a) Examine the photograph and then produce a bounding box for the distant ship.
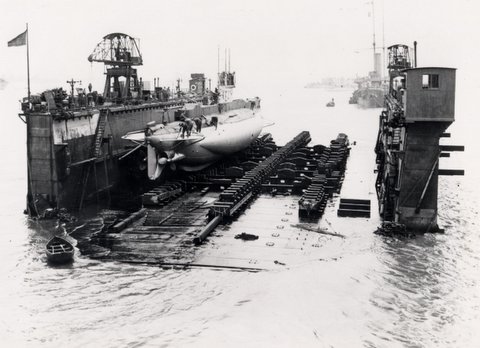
[349,55,387,108]
[349,1,387,108]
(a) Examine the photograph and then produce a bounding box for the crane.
[88,33,143,102]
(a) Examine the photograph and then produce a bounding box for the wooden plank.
[438,169,465,176]
[339,203,371,211]
[339,198,371,205]
[122,225,201,234]
[439,145,464,152]
[337,209,370,218]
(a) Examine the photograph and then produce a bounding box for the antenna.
[382,0,385,80]
[217,46,220,89]
[66,78,81,107]
[228,49,231,72]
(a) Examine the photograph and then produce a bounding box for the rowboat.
[46,236,74,264]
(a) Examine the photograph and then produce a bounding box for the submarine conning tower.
[375,43,457,232]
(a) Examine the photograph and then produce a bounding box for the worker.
[211,116,218,130]
[185,117,194,136]
[179,116,194,137]
[178,120,187,138]
[193,116,202,133]
[144,126,153,136]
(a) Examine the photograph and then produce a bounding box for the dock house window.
[422,74,439,89]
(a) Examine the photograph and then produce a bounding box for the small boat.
[46,236,74,264]
[326,98,335,107]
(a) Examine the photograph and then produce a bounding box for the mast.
[224,48,227,85]
[370,0,376,71]
[26,23,31,102]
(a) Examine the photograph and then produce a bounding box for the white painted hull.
[148,109,264,172]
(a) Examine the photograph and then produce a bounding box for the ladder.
[92,109,109,157]
[78,109,109,210]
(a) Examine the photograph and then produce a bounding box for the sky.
[1,0,480,96]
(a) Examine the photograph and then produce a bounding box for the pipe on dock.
[193,215,222,245]
[111,208,147,232]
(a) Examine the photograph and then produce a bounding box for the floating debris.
[291,223,346,238]
[374,222,414,238]
[40,208,77,223]
[234,232,259,241]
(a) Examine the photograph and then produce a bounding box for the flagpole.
[26,23,31,102]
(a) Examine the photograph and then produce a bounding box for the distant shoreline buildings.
[304,77,356,89]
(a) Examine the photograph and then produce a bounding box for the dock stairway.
[337,198,371,218]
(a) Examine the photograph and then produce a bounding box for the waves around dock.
[1,85,479,347]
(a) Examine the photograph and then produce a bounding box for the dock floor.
[83,132,372,271]
[95,191,346,270]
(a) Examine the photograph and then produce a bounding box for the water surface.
[1,83,479,347]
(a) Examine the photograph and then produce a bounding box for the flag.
[8,30,27,47]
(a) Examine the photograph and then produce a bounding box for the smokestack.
[414,41,417,68]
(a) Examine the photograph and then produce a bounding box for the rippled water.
[1,82,479,347]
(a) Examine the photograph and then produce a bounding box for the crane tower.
[88,33,143,102]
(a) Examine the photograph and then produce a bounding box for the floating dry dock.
[21,33,260,216]
[88,131,350,270]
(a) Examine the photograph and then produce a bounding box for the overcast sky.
[1,0,479,95]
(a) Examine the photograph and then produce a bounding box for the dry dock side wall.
[396,123,447,230]
[27,114,58,205]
